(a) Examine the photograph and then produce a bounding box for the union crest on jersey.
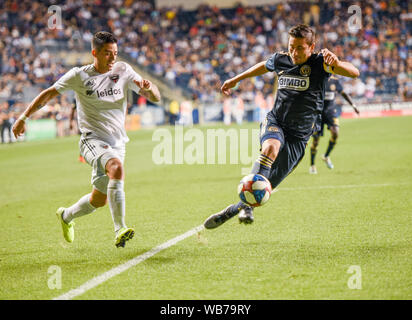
[267,126,280,132]
[300,65,311,76]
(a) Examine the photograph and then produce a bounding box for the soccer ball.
[237,174,272,207]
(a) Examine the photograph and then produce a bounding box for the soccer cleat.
[115,227,135,248]
[238,206,254,224]
[204,204,240,229]
[309,165,318,174]
[56,207,75,243]
[322,155,334,169]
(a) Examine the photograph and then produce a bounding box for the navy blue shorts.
[260,114,308,189]
[314,105,339,137]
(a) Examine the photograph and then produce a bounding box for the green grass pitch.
[0,116,411,300]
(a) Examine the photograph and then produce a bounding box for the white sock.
[107,179,126,233]
[63,193,96,223]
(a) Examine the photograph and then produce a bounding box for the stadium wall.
[341,102,412,118]
[3,102,411,144]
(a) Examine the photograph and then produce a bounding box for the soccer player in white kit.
[12,32,161,247]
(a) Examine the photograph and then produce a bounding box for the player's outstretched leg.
[204,201,251,229]
[205,138,279,230]
[56,193,97,243]
[240,139,278,224]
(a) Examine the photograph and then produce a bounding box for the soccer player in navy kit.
[204,24,360,229]
[309,76,359,174]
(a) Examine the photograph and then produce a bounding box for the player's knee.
[90,193,107,208]
[90,198,107,208]
[106,158,123,180]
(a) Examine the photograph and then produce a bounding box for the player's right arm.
[12,87,60,138]
[221,61,269,96]
[13,66,78,138]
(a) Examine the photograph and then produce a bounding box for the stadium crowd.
[122,0,411,104]
[0,0,411,141]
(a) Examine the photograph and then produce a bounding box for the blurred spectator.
[0,101,14,143]
[223,97,232,125]
[178,100,193,126]
[234,94,245,125]
[169,100,180,125]
[137,95,147,109]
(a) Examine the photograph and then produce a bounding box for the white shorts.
[79,134,125,194]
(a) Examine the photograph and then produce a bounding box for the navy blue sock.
[325,138,336,157]
[251,154,274,179]
[310,148,317,165]
[231,201,249,214]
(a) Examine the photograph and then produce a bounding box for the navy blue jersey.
[265,52,331,140]
[324,76,343,109]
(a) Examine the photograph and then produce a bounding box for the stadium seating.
[0,0,410,140]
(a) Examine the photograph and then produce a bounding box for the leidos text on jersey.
[96,87,122,98]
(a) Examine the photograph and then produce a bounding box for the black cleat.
[204,204,240,229]
[238,206,254,224]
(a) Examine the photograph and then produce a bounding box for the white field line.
[52,224,205,300]
[53,181,407,300]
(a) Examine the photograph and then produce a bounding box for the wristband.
[19,114,29,122]
[323,63,335,74]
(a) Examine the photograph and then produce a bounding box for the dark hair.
[288,24,316,45]
[92,31,117,51]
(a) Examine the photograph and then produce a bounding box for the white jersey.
[53,61,142,147]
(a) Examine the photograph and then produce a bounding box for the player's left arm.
[134,79,161,103]
[321,48,360,78]
[340,91,360,114]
